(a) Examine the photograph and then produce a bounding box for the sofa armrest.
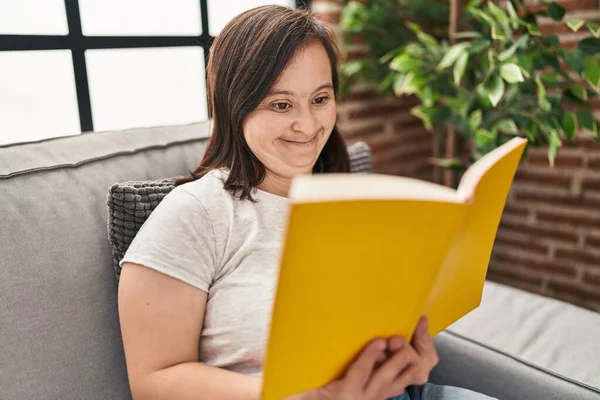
[430,330,600,400]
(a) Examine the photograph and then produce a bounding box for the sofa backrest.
[0,122,210,400]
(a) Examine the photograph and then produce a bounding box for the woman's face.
[243,41,336,182]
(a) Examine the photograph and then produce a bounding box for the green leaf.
[548,129,561,166]
[454,51,469,85]
[588,22,600,38]
[492,25,507,40]
[484,74,505,107]
[564,49,586,74]
[469,39,492,54]
[389,53,420,72]
[377,73,396,94]
[525,119,538,140]
[454,31,483,39]
[498,34,529,61]
[542,71,560,84]
[468,110,483,132]
[519,53,534,71]
[526,23,541,36]
[536,77,552,112]
[506,1,520,29]
[470,8,497,28]
[547,2,566,21]
[429,158,464,170]
[411,105,437,131]
[379,48,404,64]
[579,37,600,55]
[475,128,495,147]
[576,109,598,136]
[496,118,520,134]
[561,112,578,139]
[500,63,525,83]
[566,18,585,32]
[393,73,418,95]
[569,84,588,101]
[488,1,512,33]
[438,43,470,70]
[407,22,439,51]
[584,57,600,88]
[340,60,364,77]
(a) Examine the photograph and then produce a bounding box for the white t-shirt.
[120,169,289,375]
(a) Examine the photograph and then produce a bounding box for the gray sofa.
[1,121,599,400]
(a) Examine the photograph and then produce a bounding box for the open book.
[261,136,528,400]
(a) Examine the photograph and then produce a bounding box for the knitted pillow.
[107,141,372,282]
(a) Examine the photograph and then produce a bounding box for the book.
[261,136,528,400]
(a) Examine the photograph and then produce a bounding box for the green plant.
[340,0,600,168]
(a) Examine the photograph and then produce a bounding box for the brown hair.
[174,5,350,200]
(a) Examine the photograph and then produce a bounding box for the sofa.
[1,120,599,400]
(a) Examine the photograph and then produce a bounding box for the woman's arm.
[118,262,261,400]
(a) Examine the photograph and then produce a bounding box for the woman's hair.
[174,5,350,200]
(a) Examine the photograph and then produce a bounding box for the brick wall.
[313,0,600,311]
[312,0,434,181]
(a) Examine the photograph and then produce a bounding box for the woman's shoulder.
[172,168,233,212]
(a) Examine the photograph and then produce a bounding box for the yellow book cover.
[261,136,528,400]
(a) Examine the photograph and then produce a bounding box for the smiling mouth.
[281,135,317,145]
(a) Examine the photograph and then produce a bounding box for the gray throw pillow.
[107,141,372,283]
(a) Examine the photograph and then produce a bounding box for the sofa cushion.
[0,122,210,400]
[106,141,373,283]
[431,281,600,400]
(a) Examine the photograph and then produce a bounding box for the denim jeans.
[388,383,498,400]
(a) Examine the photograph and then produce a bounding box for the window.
[0,0,307,146]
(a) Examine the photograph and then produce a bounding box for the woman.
[118,5,495,400]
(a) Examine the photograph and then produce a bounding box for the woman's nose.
[292,107,319,135]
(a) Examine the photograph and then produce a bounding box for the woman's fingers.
[344,338,387,393]
[364,338,417,399]
[411,316,439,370]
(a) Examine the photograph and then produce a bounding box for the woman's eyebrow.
[267,83,334,96]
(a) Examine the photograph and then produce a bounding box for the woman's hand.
[287,316,438,400]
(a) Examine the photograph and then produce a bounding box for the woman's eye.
[314,96,329,105]
[273,103,290,111]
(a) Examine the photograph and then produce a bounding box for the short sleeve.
[120,186,217,292]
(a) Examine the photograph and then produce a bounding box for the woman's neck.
[258,172,292,198]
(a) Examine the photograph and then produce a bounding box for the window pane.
[208,0,296,36]
[86,47,208,132]
[79,0,201,36]
[0,0,68,35]
[0,50,80,146]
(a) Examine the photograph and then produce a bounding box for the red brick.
[584,271,600,286]
[546,278,600,303]
[587,234,600,249]
[394,128,432,146]
[341,123,384,140]
[515,169,571,189]
[494,231,547,255]
[589,157,600,169]
[316,11,340,24]
[493,252,576,277]
[345,49,368,62]
[350,104,405,119]
[515,189,600,211]
[340,89,377,103]
[503,202,531,218]
[526,0,597,13]
[537,209,600,228]
[367,133,401,153]
[555,248,600,267]
[582,177,600,192]
[500,219,579,244]
[526,151,584,168]
[576,136,600,150]
[487,265,544,292]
